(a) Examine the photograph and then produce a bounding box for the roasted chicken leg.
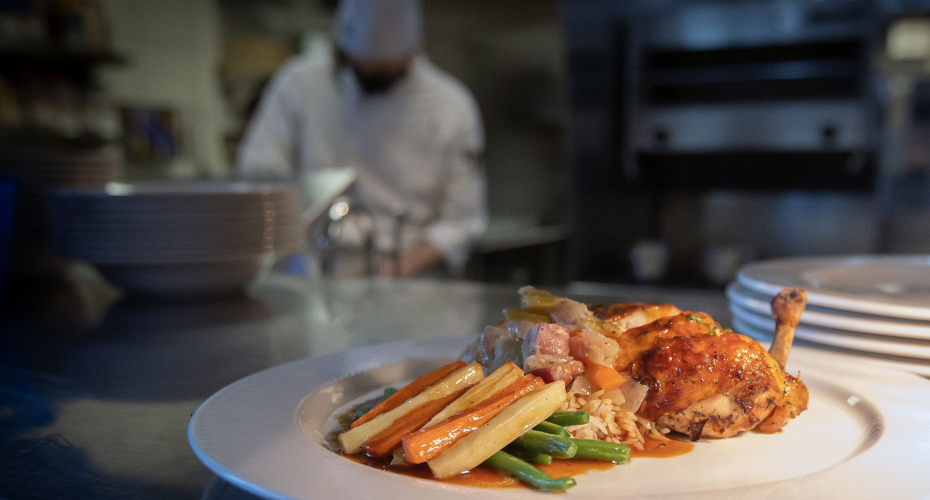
[613,290,809,439]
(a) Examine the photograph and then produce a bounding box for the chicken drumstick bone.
[769,288,807,370]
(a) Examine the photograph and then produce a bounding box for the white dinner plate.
[189,335,930,500]
[732,317,930,378]
[726,282,930,340]
[738,255,930,320]
[730,303,930,360]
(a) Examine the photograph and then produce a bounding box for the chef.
[238,0,487,277]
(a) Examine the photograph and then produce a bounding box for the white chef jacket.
[238,53,487,271]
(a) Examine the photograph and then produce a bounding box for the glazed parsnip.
[424,362,523,428]
[427,381,567,479]
[339,363,484,454]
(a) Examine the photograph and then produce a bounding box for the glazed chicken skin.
[593,303,681,332]
[615,306,809,440]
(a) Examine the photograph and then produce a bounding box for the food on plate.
[336,286,808,491]
[351,360,468,428]
[769,288,807,369]
[428,381,568,478]
[340,362,598,491]
[362,387,469,457]
[592,302,682,331]
[425,361,523,427]
[339,362,484,454]
[625,306,809,439]
[472,286,809,443]
[403,372,542,464]
[484,451,576,491]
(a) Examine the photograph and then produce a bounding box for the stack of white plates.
[728,255,930,377]
[48,182,304,297]
[0,148,122,252]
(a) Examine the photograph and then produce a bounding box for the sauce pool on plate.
[341,437,693,490]
[630,437,693,458]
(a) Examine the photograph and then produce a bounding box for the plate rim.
[731,317,930,378]
[729,302,930,360]
[726,282,930,340]
[738,255,930,320]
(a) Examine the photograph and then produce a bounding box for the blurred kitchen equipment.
[319,195,374,277]
[728,255,930,377]
[300,168,413,278]
[563,0,918,284]
[300,168,357,229]
[299,168,369,277]
[701,244,750,286]
[876,16,930,254]
[387,202,408,278]
[629,239,669,282]
[47,182,303,298]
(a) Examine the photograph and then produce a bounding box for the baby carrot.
[402,374,544,464]
[585,363,626,392]
[352,360,466,428]
[362,387,468,457]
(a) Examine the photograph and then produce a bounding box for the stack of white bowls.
[48,182,304,297]
[727,255,930,377]
[0,148,122,253]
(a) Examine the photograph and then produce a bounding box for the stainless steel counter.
[0,275,729,500]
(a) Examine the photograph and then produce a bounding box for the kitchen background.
[2,0,930,291]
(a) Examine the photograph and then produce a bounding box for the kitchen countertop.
[0,275,732,500]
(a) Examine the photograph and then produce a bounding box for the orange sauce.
[537,458,616,477]
[342,453,521,489]
[631,437,694,458]
[341,437,692,490]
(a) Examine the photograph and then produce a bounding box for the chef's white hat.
[334,0,423,64]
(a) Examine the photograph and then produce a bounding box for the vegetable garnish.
[503,446,553,465]
[425,361,523,428]
[532,420,571,439]
[428,381,567,479]
[403,374,543,464]
[355,406,373,419]
[546,410,590,427]
[583,362,626,392]
[362,387,469,457]
[511,430,577,459]
[340,363,484,454]
[684,313,726,336]
[571,439,631,463]
[351,360,466,429]
[484,451,576,492]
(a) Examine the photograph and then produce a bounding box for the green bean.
[533,420,571,438]
[511,430,577,458]
[484,451,576,491]
[503,446,552,465]
[355,405,373,419]
[383,387,398,398]
[546,410,589,427]
[571,438,631,463]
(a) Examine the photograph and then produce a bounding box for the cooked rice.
[558,389,668,451]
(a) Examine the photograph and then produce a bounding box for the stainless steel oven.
[562,0,924,285]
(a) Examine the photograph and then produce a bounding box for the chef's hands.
[379,240,446,278]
